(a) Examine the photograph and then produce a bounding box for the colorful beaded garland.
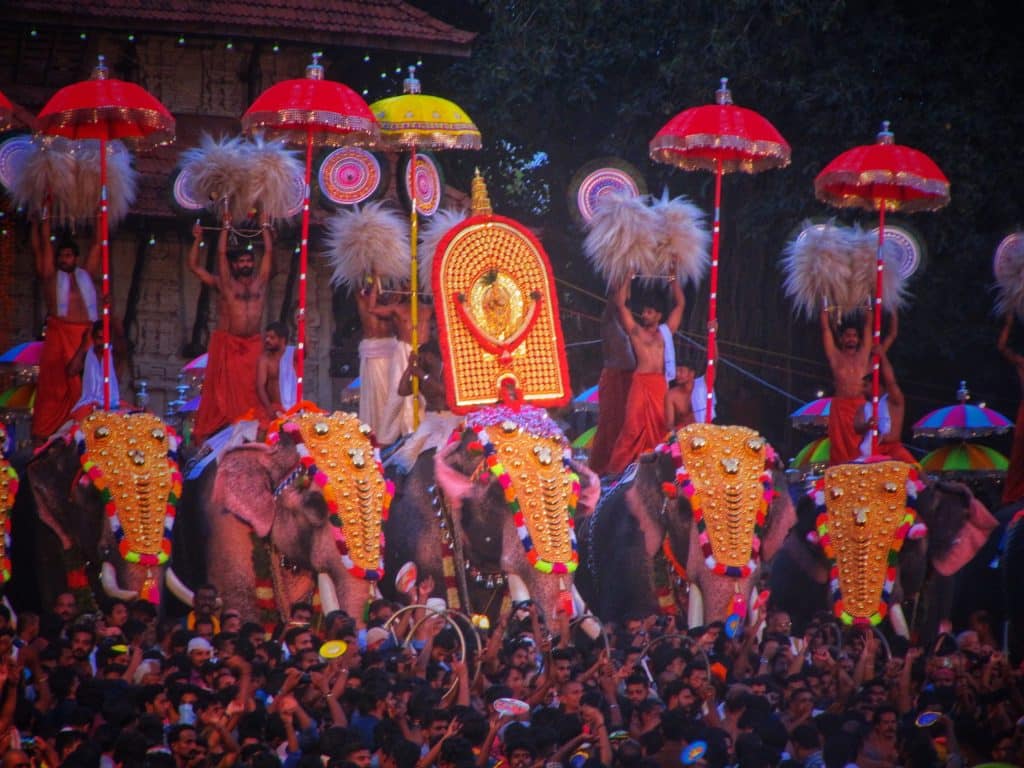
[71,421,180,567]
[811,466,924,626]
[0,458,18,585]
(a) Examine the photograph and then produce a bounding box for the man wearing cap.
[187,637,214,690]
[364,626,391,655]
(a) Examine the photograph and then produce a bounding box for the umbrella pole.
[704,158,722,423]
[409,146,420,429]
[296,128,313,404]
[100,137,111,411]
[871,205,885,454]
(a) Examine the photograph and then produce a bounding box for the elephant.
[382,407,601,624]
[577,424,795,628]
[768,468,998,638]
[26,411,187,610]
[183,410,390,622]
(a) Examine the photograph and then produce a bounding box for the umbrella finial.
[403,66,422,95]
[876,120,894,145]
[306,52,324,80]
[956,380,970,403]
[715,77,732,105]
[92,55,109,80]
[471,168,492,216]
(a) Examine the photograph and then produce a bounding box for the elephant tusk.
[570,585,602,639]
[100,561,139,601]
[165,567,194,608]
[687,582,705,630]
[889,603,910,638]
[506,573,530,604]
[318,573,341,616]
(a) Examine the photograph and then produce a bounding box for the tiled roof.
[7,0,475,56]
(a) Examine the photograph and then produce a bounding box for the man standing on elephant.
[821,305,873,465]
[588,290,636,475]
[607,276,685,475]
[188,213,273,444]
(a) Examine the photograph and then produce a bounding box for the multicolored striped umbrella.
[182,353,208,372]
[573,384,599,409]
[912,403,1012,439]
[572,425,597,449]
[790,397,831,431]
[791,437,830,471]
[0,341,43,365]
[919,442,1008,478]
[0,383,36,410]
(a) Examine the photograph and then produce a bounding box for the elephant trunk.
[100,561,139,601]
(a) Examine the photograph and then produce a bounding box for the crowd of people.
[2,585,1023,768]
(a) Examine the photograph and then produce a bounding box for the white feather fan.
[994,233,1024,319]
[846,225,910,313]
[323,202,410,291]
[650,193,709,286]
[9,138,77,226]
[582,191,659,290]
[179,134,250,222]
[418,208,468,295]
[71,141,138,227]
[246,134,303,223]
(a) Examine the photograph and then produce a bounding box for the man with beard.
[168,724,202,768]
[31,217,101,441]
[188,214,273,444]
[68,321,121,419]
[68,623,96,677]
[255,321,296,423]
[821,306,873,465]
[607,276,685,475]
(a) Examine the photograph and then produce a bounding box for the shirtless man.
[854,315,914,463]
[367,284,433,445]
[998,313,1024,503]
[32,216,101,440]
[188,214,273,443]
[821,305,873,465]
[664,364,696,430]
[588,292,637,475]
[256,321,296,422]
[355,276,398,438]
[606,276,685,475]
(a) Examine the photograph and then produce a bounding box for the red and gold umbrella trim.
[814,169,951,212]
[242,111,377,142]
[649,133,790,173]
[36,106,175,146]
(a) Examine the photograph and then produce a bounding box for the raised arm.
[663,276,686,333]
[216,216,230,281]
[880,309,898,354]
[998,314,1024,367]
[66,327,92,377]
[613,277,636,335]
[187,220,217,287]
[258,211,274,284]
[84,214,103,280]
[34,217,54,280]
[820,306,838,361]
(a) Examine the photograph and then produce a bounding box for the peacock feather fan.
[71,140,138,227]
[178,134,251,223]
[418,208,468,296]
[650,192,710,287]
[9,137,77,226]
[246,134,303,224]
[994,233,1024,320]
[582,191,659,290]
[323,202,410,291]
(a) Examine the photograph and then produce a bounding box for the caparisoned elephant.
[27,411,184,610]
[578,424,795,628]
[383,406,600,622]
[192,410,390,622]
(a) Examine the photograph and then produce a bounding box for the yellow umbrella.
[369,68,481,426]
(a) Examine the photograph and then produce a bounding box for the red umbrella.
[0,89,12,131]
[815,122,950,452]
[36,55,175,410]
[650,78,790,422]
[242,53,378,403]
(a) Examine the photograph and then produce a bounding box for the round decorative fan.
[0,134,34,193]
[871,223,924,280]
[170,165,206,212]
[568,157,647,226]
[398,151,444,217]
[994,232,1024,277]
[318,147,385,207]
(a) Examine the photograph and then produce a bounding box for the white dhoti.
[359,337,398,439]
[377,340,414,445]
[385,410,463,473]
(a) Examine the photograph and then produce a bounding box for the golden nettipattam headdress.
[432,171,570,412]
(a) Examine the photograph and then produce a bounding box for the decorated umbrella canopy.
[650,78,790,422]
[36,55,175,410]
[0,341,43,366]
[815,121,950,452]
[242,52,378,404]
[912,381,1012,440]
[0,89,12,131]
[0,383,36,411]
[790,397,831,431]
[791,436,831,472]
[369,67,481,427]
[920,442,1008,479]
[181,352,208,373]
[572,384,599,411]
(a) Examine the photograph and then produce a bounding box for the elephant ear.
[919,481,998,576]
[213,443,281,538]
[762,470,796,561]
[434,437,484,515]
[26,438,81,550]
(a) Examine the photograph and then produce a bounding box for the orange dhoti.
[588,367,633,476]
[32,316,91,439]
[873,441,918,466]
[607,372,667,476]
[828,395,865,466]
[1004,401,1024,504]
[194,330,263,443]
